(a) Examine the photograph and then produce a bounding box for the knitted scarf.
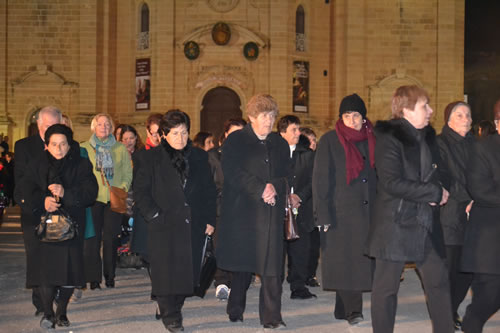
[161,138,190,189]
[335,118,376,184]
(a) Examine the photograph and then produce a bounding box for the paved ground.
[1,206,499,333]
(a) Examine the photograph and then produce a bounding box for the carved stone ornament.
[212,22,231,45]
[206,0,239,13]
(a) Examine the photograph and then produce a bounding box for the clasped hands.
[44,184,65,212]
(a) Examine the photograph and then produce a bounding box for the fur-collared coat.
[366,119,448,262]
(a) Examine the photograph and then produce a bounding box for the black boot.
[55,287,74,327]
[39,286,56,329]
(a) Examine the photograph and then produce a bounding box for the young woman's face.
[47,134,70,160]
[204,136,215,151]
[121,130,137,153]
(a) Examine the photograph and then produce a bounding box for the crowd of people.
[11,86,500,332]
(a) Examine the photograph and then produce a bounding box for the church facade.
[0,0,464,143]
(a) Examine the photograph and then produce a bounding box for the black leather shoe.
[163,319,184,332]
[263,320,286,329]
[56,314,70,327]
[90,282,101,290]
[229,314,243,322]
[290,288,317,300]
[347,313,364,325]
[306,277,320,287]
[454,315,462,331]
[40,315,55,329]
[105,279,115,288]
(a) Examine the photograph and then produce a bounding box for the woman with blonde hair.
[81,113,133,289]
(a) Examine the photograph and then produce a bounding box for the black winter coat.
[313,130,376,291]
[133,142,216,296]
[19,142,98,287]
[216,125,291,277]
[436,126,474,245]
[461,134,500,274]
[366,119,447,262]
[291,136,315,232]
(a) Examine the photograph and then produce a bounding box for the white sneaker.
[216,284,230,300]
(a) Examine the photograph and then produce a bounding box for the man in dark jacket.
[278,115,316,300]
[461,104,500,333]
[14,106,62,316]
[366,85,454,333]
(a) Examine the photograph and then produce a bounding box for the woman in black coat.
[436,101,474,329]
[133,110,216,332]
[216,94,290,329]
[312,94,376,325]
[21,124,98,329]
[461,114,500,333]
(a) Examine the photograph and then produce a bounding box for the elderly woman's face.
[448,105,472,137]
[165,124,189,150]
[47,134,70,160]
[95,116,112,139]
[121,130,137,154]
[249,111,276,138]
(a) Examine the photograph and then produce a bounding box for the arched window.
[296,5,305,52]
[138,3,150,50]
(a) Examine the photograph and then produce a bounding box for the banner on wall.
[293,61,309,113]
[135,58,150,111]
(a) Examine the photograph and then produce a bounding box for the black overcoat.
[291,137,315,233]
[313,130,376,291]
[366,119,447,262]
[461,134,500,274]
[436,125,474,246]
[19,142,98,287]
[133,143,216,296]
[15,135,50,287]
[216,125,290,277]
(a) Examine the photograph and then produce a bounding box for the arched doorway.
[201,87,242,145]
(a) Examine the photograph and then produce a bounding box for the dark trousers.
[32,287,42,312]
[214,268,232,288]
[84,201,122,282]
[371,238,454,333]
[462,273,500,333]
[334,290,363,319]
[285,224,311,291]
[445,245,473,317]
[39,286,74,317]
[227,272,283,325]
[308,228,320,279]
[157,295,186,325]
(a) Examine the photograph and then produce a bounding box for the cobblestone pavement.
[1,206,499,332]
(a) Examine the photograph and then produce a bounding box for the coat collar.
[375,118,436,147]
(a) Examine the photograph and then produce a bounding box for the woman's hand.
[290,194,301,209]
[466,200,474,214]
[205,224,215,236]
[48,184,65,198]
[262,183,277,205]
[45,196,61,212]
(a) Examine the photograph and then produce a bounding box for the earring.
[362,119,367,123]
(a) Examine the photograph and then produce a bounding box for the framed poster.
[136,58,150,111]
[293,61,309,113]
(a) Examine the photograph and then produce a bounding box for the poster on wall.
[135,58,150,111]
[293,61,309,113]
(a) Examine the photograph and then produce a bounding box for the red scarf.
[335,118,376,184]
[145,137,156,150]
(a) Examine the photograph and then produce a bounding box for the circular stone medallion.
[212,22,231,45]
[184,41,200,60]
[243,42,259,61]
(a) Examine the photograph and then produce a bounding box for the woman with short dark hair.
[133,109,216,332]
[22,124,97,329]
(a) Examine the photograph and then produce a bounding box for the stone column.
[0,1,11,134]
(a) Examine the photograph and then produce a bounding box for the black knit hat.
[339,93,367,118]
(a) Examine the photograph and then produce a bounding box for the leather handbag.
[284,183,300,241]
[36,206,77,242]
[101,171,127,214]
[194,235,217,298]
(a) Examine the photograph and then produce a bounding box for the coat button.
[363,200,368,205]
[184,202,189,207]
[362,178,367,183]
[265,158,269,163]
[185,218,190,224]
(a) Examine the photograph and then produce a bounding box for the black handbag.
[193,235,217,298]
[35,207,77,242]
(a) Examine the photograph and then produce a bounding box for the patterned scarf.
[89,133,115,180]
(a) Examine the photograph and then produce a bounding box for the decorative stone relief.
[206,0,240,13]
[368,69,423,121]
